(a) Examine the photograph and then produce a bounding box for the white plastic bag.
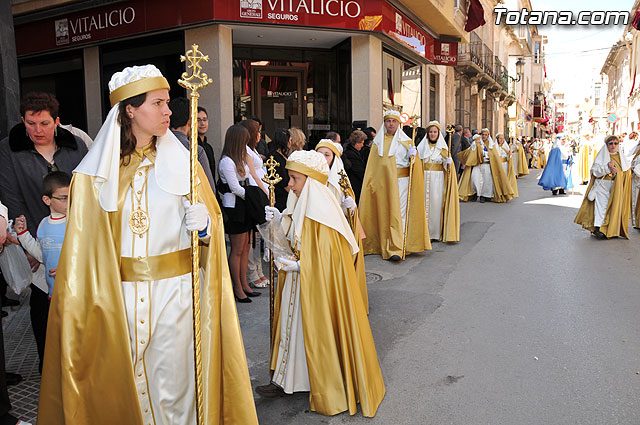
[0,223,32,295]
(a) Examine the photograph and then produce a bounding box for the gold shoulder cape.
[440,148,460,242]
[38,166,258,424]
[360,137,430,259]
[574,155,632,239]
[516,144,530,177]
[270,218,385,417]
[457,143,514,202]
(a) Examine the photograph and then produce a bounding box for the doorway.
[252,66,306,140]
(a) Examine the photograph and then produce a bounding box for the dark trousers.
[30,284,49,373]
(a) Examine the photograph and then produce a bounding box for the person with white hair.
[575,135,632,239]
[417,121,459,242]
[257,150,385,417]
[359,110,430,261]
[458,128,514,203]
[38,65,258,424]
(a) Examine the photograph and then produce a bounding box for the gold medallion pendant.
[129,208,150,235]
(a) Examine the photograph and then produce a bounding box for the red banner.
[15,0,457,64]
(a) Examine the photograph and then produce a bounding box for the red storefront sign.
[433,40,458,66]
[15,0,458,65]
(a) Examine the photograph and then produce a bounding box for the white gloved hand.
[342,195,357,210]
[183,200,208,232]
[445,157,453,166]
[265,206,281,222]
[277,257,300,272]
[408,146,417,158]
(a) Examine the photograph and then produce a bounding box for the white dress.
[421,143,446,240]
[470,141,494,198]
[121,156,200,425]
[498,143,510,175]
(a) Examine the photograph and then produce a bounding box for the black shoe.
[559,189,566,195]
[478,196,486,203]
[256,383,286,398]
[244,290,261,297]
[235,296,252,303]
[1,310,7,318]
[552,189,558,196]
[5,372,22,386]
[592,227,607,240]
[1,298,19,307]
[388,255,402,262]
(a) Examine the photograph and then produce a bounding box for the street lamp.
[514,58,524,82]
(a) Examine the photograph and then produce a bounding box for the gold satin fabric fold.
[505,148,519,198]
[270,218,385,417]
[574,153,632,239]
[120,248,191,282]
[423,163,445,172]
[516,145,530,177]
[441,163,460,242]
[38,165,258,424]
[360,134,430,259]
[345,185,369,313]
[396,167,410,178]
[578,145,592,182]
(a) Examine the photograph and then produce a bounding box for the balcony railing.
[457,32,509,93]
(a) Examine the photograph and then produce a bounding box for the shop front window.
[233,41,351,148]
[383,51,422,126]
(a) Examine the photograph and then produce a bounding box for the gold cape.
[516,144,530,177]
[634,151,640,228]
[578,145,592,183]
[38,162,258,424]
[345,185,369,313]
[457,142,514,203]
[535,149,546,169]
[270,218,385,416]
[574,153,632,239]
[360,134,430,259]
[505,147,519,198]
[439,148,460,243]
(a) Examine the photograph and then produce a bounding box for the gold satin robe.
[270,218,385,417]
[458,141,515,203]
[38,156,258,424]
[360,134,430,259]
[574,153,632,239]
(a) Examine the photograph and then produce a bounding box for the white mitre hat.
[75,64,188,212]
[373,110,411,157]
[283,150,358,254]
[383,110,402,122]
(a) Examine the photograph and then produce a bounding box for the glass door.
[252,67,305,140]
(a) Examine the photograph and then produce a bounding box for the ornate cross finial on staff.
[338,170,357,227]
[261,156,282,354]
[177,43,213,425]
[446,123,455,158]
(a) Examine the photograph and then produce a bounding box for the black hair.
[325,131,340,142]
[251,116,263,126]
[197,106,208,116]
[169,97,190,129]
[270,128,290,155]
[43,171,71,197]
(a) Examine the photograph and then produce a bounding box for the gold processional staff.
[338,169,357,229]
[178,43,212,425]
[262,156,282,354]
[402,115,420,260]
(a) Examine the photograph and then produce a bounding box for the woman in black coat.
[342,130,367,202]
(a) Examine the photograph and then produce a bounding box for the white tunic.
[498,143,510,175]
[121,157,196,425]
[470,142,494,198]
[395,141,413,232]
[590,160,614,228]
[421,142,446,240]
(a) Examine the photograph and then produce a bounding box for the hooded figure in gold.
[38,65,258,425]
[359,111,430,260]
[575,135,632,239]
[258,150,385,416]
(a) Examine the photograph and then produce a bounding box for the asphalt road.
[238,170,640,425]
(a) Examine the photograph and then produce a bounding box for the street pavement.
[241,170,640,425]
[6,169,640,424]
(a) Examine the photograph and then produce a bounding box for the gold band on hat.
[383,113,401,122]
[109,76,170,107]
[286,160,329,184]
[315,141,342,158]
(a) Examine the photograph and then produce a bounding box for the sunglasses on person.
[607,142,619,146]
